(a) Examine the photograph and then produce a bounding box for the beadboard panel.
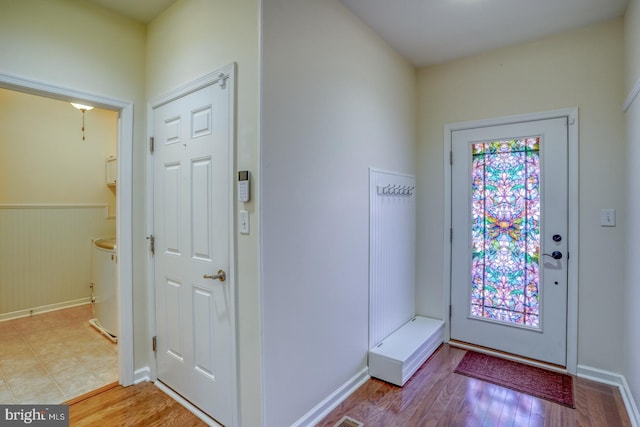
[369,169,416,348]
[0,205,115,315]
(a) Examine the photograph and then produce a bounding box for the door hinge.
[449,305,452,319]
[152,336,157,352]
[149,136,155,153]
[147,234,155,255]
[450,151,453,165]
[450,228,453,242]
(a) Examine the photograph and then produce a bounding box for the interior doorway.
[0,87,119,402]
[0,72,135,394]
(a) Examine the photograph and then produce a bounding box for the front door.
[153,72,234,425]
[450,117,568,366]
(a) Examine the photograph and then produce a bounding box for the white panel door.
[450,117,568,366]
[153,78,233,425]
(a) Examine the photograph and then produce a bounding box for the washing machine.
[90,237,118,341]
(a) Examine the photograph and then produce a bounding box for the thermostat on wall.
[238,171,250,202]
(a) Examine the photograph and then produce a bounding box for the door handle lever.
[543,251,563,260]
[204,269,226,282]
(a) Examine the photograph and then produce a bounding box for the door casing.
[0,71,135,386]
[146,64,238,425]
[443,108,579,374]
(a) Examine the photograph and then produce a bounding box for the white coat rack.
[376,184,415,197]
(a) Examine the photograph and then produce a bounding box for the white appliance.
[90,238,118,342]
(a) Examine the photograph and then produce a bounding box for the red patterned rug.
[454,351,575,408]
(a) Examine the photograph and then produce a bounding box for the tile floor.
[0,304,118,404]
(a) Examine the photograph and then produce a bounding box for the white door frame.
[0,71,135,385]
[146,64,238,425]
[443,108,579,374]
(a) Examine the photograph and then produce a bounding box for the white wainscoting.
[0,204,115,317]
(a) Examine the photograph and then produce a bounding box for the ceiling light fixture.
[71,102,94,141]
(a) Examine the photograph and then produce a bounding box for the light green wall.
[147,0,262,424]
[417,18,626,372]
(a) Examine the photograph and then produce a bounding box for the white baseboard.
[291,367,370,427]
[135,371,222,426]
[577,365,640,427]
[620,376,640,427]
[0,298,91,322]
[155,380,222,427]
[134,367,151,384]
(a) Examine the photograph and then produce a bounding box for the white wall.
[146,0,262,424]
[261,1,416,425]
[0,0,147,368]
[624,0,640,416]
[416,18,626,373]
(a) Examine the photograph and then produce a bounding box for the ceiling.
[341,0,629,66]
[84,0,629,67]
[85,0,176,23]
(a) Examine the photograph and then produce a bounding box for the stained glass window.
[470,138,540,328]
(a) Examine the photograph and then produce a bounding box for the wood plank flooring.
[68,381,206,426]
[66,344,631,426]
[317,344,632,427]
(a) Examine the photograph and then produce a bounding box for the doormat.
[454,351,574,408]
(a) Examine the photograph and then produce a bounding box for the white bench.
[368,316,444,386]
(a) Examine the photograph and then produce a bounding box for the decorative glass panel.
[470,138,540,328]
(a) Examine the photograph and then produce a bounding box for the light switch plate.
[239,210,250,234]
[600,209,616,227]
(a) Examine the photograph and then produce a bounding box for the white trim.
[116,101,135,387]
[155,381,223,427]
[291,368,370,427]
[577,365,640,427]
[621,377,640,427]
[0,71,135,387]
[134,367,151,384]
[146,64,239,426]
[443,107,579,374]
[0,299,91,322]
[624,78,640,112]
[0,203,108,209]
[0,204,110,220]
[147,67,233,108]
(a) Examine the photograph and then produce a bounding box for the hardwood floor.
[68,382,206,426]
[318,344,632,427]
[65,345,631,426]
